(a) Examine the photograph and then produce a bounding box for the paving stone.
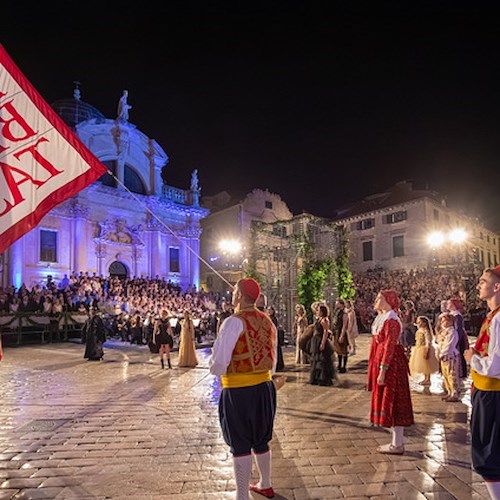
[0,336,490,498]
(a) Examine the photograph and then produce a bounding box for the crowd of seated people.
[0,273,224,344]
[0,264,490,343]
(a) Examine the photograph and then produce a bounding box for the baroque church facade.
[0,87,208,291]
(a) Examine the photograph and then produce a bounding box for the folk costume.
[370,310,413,427]
[436,319,460,401]
[449,299,470,378]
[370,290,414,455]
[209,278,278,500]
[469,305,500,484]
[409,326,439,382]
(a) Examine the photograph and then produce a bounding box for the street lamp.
[426,228,469,267]
[426,231,445,249]
[217,239,244,293]
[219,239,242,255]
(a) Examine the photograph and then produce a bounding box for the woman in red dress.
[370,289,414,455]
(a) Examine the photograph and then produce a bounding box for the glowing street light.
[426,231,445,248]
[219,239,242,255]
[449,228,467,244]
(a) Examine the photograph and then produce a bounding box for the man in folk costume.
[209,278,277,499]
[465,266,500,500]
[369,289,414,455]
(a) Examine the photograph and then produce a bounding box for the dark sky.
[4,1,500,230]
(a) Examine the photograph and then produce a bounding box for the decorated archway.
[108,261,129,278]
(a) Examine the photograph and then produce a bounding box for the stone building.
[0,87,207,290]
[199,189,293,294]
[333,180,499,274]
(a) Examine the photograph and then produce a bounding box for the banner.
[0,44,107,254]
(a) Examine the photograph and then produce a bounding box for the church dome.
[51,88,106,129]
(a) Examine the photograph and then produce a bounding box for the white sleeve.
[208,316,243,377]
[471,315,500,378]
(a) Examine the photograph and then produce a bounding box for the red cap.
[449,299,462,312]
[490,265,500,281]
[381,289,400,310]
[238,278,261,301]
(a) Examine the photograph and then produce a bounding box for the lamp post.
[426,228,469,268]
[218,239,244,292]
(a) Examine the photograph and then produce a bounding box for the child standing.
[409,316,439,386]
[435,313,460,402]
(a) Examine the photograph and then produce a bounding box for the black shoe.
[167,359,172,369]
[161,359,165,369]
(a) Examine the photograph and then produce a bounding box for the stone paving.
[0,334,488,499]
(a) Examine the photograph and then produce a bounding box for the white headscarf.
[371,310,402,336]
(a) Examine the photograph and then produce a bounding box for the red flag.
[0,44,107,254]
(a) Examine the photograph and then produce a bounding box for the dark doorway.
[109,261,128,278]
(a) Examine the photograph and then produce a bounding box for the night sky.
[4,1,500,230]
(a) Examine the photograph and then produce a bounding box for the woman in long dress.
[178,310,198,367]
[369,289,414,455]
[293,304,310,364]
[409,315,439,385]
[345,300,359,356]
[309,304,336,386]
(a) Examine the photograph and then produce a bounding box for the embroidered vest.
[221,307,276,389]
[471,306,500,391]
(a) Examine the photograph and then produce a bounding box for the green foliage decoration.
[334,225,355,300]
[298,259,334,323]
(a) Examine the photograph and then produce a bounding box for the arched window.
[125,165,146,194]
[97,161,146,194]
[98,160,116,187]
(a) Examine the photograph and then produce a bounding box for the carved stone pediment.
[97,218,144,246]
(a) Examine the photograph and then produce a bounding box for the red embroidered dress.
[370,318,414,427]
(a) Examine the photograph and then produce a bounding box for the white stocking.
[391,426,404,447]
[233,454,252,500]
[485,481,500,500]
[253,450,272,489]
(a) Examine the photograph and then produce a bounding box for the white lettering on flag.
[0,44,107,254]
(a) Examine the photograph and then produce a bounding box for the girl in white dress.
[409,316,439,386]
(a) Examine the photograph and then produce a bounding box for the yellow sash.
[221,371,272,389]
[471,370,500,391]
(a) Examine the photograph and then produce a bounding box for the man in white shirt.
[465,266,500,499]
[209,278,277,499]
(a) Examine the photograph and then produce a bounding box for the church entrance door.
[109,261,128,279]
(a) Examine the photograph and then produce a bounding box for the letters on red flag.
[0,44,107,254]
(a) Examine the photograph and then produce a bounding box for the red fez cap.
[238,278,261,301]
[381,289,400,310]
[450,299,462,312]
[490,265,500,281]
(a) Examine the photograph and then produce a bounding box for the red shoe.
[250,484,275,498]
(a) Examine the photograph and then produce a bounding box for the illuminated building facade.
[0,87,207,290]
[334,181,499,273]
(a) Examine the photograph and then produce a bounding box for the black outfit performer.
[83,309,107,361]
[155,316,174,369]
[309,306,336,386]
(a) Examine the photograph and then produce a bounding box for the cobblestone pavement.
[0,334,488,499]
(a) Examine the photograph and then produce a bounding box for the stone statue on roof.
[117,90,132,122]
[191,169,200,191]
